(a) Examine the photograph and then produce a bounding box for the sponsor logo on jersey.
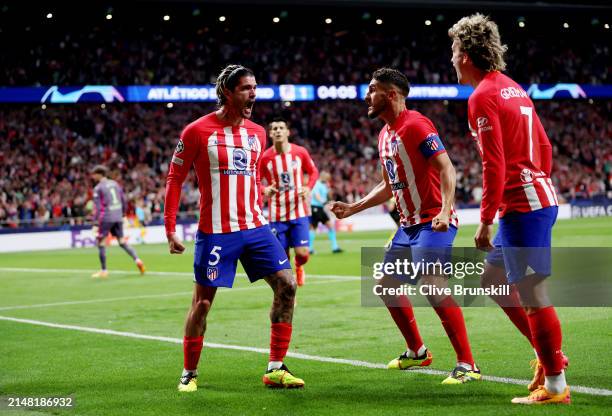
[500,86,528,100]
[520,168,533,183]
[175,139,184,154]
[172,156,184,166]
[280,172,291,185]
[233,148,248,170]
[385,159,396,182]
[391,182,407,191]
[222,169,253,176]
[476,117,493,133]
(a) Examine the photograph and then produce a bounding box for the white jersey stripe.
[396,133,422,223]
[285,152,296,220]
[208,132,222,233]
[536,178,556,207]
[267,160,277,221]
[274,155,286,220]
[296,157,306,218]
[224,127,240,232]
[238,128,255,229]
[547,178,559,205]
[522,183,543,210]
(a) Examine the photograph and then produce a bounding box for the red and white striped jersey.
[468,71,558,224]
[378,109,458,228]
[259,144,319,222]
[164,112,267,234]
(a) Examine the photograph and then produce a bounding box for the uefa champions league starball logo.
[175,139,184,154]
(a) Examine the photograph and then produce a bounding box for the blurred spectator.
[0,100,609,228]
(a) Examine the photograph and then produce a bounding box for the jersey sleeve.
[164,125,200,235]
[471,92,505,225]
[258,150,272,186]
[300,147,319,188]
[413,119,446,160]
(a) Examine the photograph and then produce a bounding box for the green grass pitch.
[1,217,611,415]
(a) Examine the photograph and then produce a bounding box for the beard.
[367,102,385,119]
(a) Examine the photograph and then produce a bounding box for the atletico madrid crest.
[207,267,218,281]
[427,138,439,151]
[247,135,257,150]
[425,133,440,151]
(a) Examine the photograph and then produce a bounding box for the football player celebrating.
[331,68,480,384]
[449,14,569,404]
[165,65,304,392]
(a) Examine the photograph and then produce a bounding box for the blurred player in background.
[331,68,479,384]
[260,117,319,286]
[449,14,569,404]
[309,171,343,254]
[90,165,145,278]
[164,65,304,392]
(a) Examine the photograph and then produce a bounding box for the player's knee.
[278,272,297,298]
[192,298,212,316]
[285,278,297,298]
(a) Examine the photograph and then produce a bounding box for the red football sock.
[183,335,204,371]
[270,322,292,362]
[528,306,564,375]
[433,296,474,366]
[295,253,309,267]
[386,295,424,353]
[498,287,534,347]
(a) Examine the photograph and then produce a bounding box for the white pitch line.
[0,291,192,311]
[0,267,360,280]
[0,278,357,311]
[0,315,610,397]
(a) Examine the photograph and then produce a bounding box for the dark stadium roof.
[140,0,612,10]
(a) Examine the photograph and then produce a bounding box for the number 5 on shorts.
[208,245,222,266]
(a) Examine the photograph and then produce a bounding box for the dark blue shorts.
[486,206,558,284]
[193,225,291,288]
[383,222,457,284]
[98,221,123,240]
[270,217,311,251]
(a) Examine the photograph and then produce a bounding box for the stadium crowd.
[0,100,609,228]
[2,14,610,87]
